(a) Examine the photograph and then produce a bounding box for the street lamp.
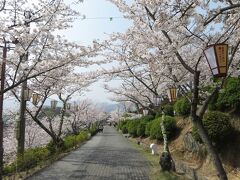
[32,93,41,105]
[153,95,162,106]
[51,100,58,109]
[74,102,78,111]
[23,88,32,101]
[143,109,149,116]
[167,87,178,102]
[204,44,228,77]
[67,103,71,110]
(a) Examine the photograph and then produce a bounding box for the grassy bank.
[128,139,180,180]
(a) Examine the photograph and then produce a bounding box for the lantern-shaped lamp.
[143,109,149,116]
[204,44,228,77]
[75,105,79,111]
[24,88,33,101]
[154,96,162,106]
[74,102,78,111]
[32,93,40,105]
[67,103,71,110]
[167,87,178,102]
[51,100,58,109]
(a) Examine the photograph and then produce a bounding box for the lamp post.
[51,100,58,110]
[32,93,41,106]
[24,88,33,101]
[204,44,228,78]
[153,95,162,107]
[0,41,7,179]
[74,102,78,111]
[67,103,71,110]
[167,87,178,102]
[143,109,149,116]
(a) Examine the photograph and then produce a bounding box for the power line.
[80,16,128,21]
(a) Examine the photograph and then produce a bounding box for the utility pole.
[17,54,28,157]
[0,40,7,180]
[17,10,31,158]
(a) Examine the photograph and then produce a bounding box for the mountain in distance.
[97,102,123,112]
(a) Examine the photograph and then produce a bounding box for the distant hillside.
[97,102,123,112]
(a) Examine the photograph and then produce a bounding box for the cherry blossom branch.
[144,6,195,74]
[204,4,240,26]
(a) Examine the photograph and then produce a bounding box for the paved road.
[27,126,150,180]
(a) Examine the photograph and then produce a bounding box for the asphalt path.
[27,126,150,180]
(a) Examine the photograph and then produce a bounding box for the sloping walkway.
[27,126,150,180]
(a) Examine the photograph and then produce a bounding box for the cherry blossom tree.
[103,0,240,179]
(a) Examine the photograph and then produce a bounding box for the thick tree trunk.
[191,71,227,180]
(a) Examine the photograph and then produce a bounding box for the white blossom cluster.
[101,0,240,107]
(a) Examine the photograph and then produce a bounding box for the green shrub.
[141,115,154,121]
[150,118,162,139]
[135,115,154,137]
[3,163,16,175]
[117,119,132,134]
[4,147,50,174]
[3,132,89,175]
[145,121,153,137]
[155,111,162,118]
[164,116,177,136]
[123,113,131,118]
[89,124,98,136]
[117,120,128,130]
[162,104,174,116]
[64,135,77,149]
[121,124,128,133]
[192,111,232,145]
[64,131,88,149]
[19,147,49,170]
[127,120,139,137]
[208,92,219,111]
[46,138,65,154]
[207,77,240,112]
[216,77,240,112]
[174,96,191,116]
[137,121,147,136]
[46,140,57,154]
[76,131,88,142]
[150,116,176,140]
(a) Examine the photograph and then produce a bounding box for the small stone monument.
[150,143,158,155]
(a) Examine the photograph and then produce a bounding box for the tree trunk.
[161,112,168,153]
[52,136,64,151]
[192,117,227,180]
[159,112,174,171]
[191,71,227,180]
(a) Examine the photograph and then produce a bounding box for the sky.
[62,0,131,103]
[4,0,131,110]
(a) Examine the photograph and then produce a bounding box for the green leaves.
[174,96,191,117]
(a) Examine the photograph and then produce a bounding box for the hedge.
[174,96,191,116]
[127,120,140,137]
[162,104,174,116]
[192,111,232,146]
[149,116,176,140]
